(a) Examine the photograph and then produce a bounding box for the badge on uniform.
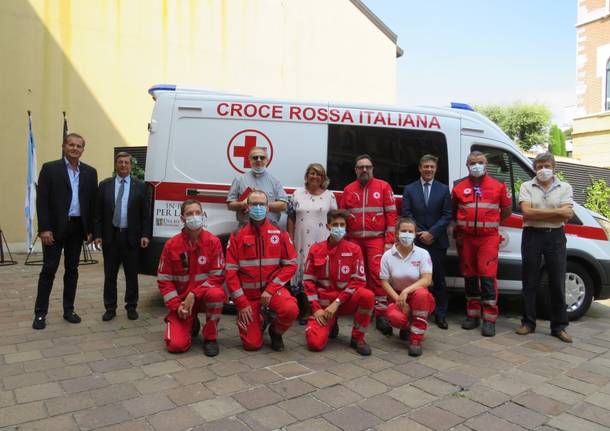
[463,188,472,196]
[198,255,207,265]
[270,235,279,244]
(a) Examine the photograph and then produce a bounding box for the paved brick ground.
[1,255,610,430]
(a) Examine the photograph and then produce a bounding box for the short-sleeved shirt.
[380,245,433,292]
[519,177,573,228]
[227,170,288,225]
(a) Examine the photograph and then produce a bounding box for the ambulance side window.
[327,125,449,194]
[472,146,534,212]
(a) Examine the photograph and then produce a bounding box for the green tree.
[548,124,566,156]
[584,178,610,218]
[477,103,552,151]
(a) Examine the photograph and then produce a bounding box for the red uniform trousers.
[163,286,225,353]
[386,288,435,345]
[238,287,298,351]
[458,233,500,322]
[305,287,374,351]
[351,237,387,317]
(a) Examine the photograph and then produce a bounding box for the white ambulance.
[141,84,610,320]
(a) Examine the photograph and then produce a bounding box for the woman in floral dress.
[288,163,337,324]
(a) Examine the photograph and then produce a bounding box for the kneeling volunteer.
[303,209,374,355]
[380,217,436,357]
[226,190,299,352]
[157,200,226,357]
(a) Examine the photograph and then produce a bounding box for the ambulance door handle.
[178,106,203,111]
[186,188,227,198]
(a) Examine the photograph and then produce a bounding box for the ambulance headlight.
[595,217,610,241]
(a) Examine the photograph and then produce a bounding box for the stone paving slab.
[2,258,610,430]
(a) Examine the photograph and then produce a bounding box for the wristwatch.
[335,298,341,305]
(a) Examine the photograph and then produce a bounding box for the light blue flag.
[24,112,38,250]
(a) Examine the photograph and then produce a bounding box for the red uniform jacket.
[225,219,297,309]
[452,174,511,236]
[303,238,367,312]
[340,178,397,244]
[157,229,225,312]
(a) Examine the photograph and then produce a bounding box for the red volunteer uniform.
[226,219,298,350]
[157,229,226,353]
[303,239,374,351]
[340,178,397,316]
[452,175,511,322]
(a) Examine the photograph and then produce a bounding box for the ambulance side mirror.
[148,119,157,133]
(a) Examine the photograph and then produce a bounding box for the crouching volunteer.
[157,200,226,357]
[303,210,374,356]
[380,218,436,357]
[226,190,299,351]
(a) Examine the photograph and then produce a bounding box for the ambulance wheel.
[538,262,593,321]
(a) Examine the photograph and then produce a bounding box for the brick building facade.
[573,0,610,166]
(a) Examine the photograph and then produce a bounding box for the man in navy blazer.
[402,154,452,329]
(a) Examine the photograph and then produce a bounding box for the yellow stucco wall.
[573,112,610,166]
[0,0,398,249]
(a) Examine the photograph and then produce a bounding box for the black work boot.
[191,316,201,337]
[350,338,372,356]
[203,340,219,357]
[297,291,310,326]
[481,320,496,337]
[329,321,339,339]
[399,329,410,341]
[461,317,480,330]
[268,326,285,352]
[408,343,422,357]
[376,315,393,336]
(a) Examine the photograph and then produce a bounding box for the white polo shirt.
[380,245,433,292]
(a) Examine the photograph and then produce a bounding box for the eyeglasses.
[355,165,373,170]
[251,156,266,161]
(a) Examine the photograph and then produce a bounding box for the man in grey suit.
[94,152,151,321]
[401,154,452,329]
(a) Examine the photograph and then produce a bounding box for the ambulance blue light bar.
[148,84,176,96]
[451,102,474,111]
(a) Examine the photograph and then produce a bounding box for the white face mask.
[536,168,553,182]
[185,215,204,231]
[252,166,266,174]
[469,163,486,177]
[398,232,416,247]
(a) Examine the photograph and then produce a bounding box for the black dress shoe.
[102,310,116,321]
[203,340,220,357]
[32,315,46,330]
[63,312,81,324]
[126,309,139,320]
[435,316,449,330]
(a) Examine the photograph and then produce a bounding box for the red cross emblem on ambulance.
[227,129,274,173]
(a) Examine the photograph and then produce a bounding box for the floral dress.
[289,187,338,289]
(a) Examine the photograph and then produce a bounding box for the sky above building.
[362,0,576,126]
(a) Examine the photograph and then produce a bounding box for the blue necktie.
[112,179,125,227]
[424,182,431,206]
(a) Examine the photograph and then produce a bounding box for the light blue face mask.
[330,226,346,240]
[251,166,266,175]
[469,163,485,177]
[249,204,267,221]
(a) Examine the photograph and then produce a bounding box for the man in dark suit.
[33,133,98,330]
[402,154,452,329]
[94,152,151,321]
